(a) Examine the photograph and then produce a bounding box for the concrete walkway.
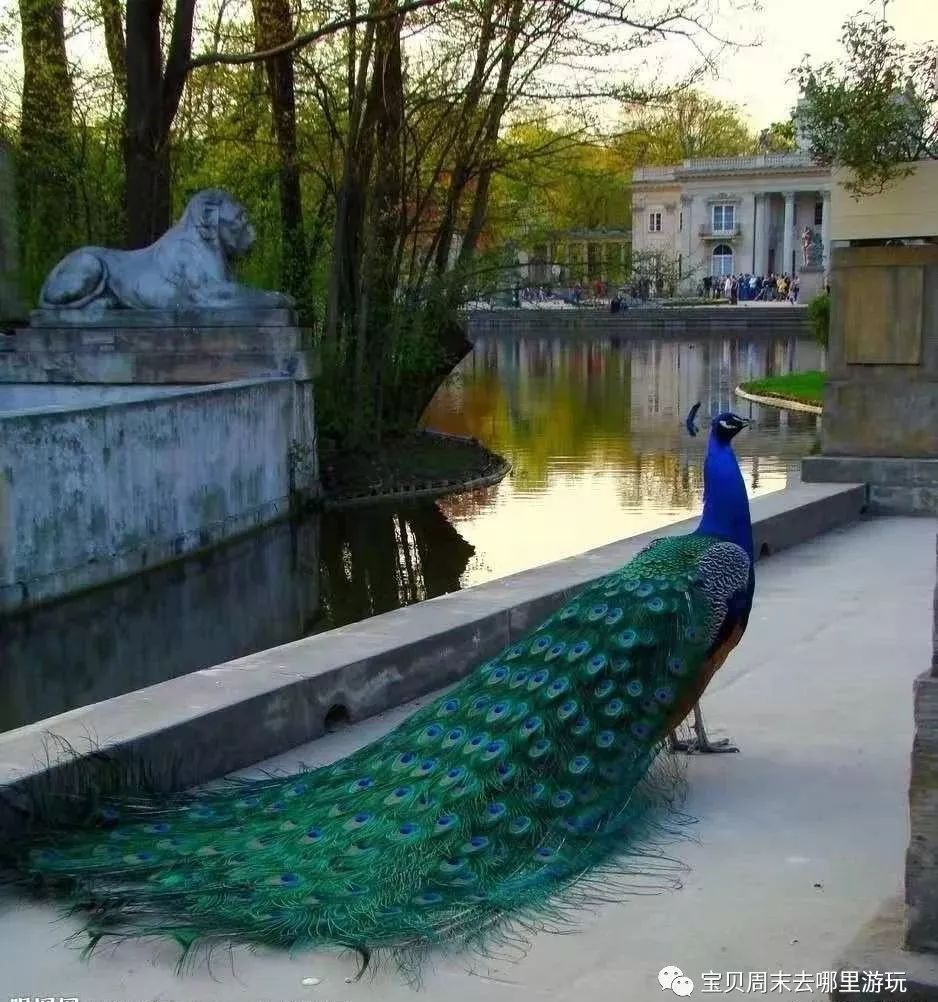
[0,516,934,1001]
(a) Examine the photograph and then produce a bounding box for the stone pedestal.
[802,245,938,514]
[830,536,938,999]
[1,308,317,384]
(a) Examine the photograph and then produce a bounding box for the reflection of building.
[631,154,832,296]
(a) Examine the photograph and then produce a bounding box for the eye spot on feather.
[528,668,550,690]
[594,678,615,699]
[439,697,461,715]
[484,802,507,821]
[545,641,566,661]
[505,643,527,660]
[587,603,608,622]
[646,596,666,613]
[413,890,444,906]
[531,635,552,655]
[604,607,624,626]
[584,653,607,676]
[557,699,579,721]
[551,789,574,808]
[617,628,638,649]
[487,666,510,685]
[603,698,626,718]
[519,715,543,738]
[463,835,490,853]
[558,604,579,621]
[636,582,654,598]
[419,724,444,743]
[509,668,531,687]
[567,640,591,661]
[481,740,506,762]
[486,701,511,723]
[568,755,592,775]
[469,695,492,715]
[570,715,592,736]
[434,814,458,833]
[439,856,467,874]
[509,815,532,835]
[667,656,689,676]
[526,782,547,803]
[529,737,552,759]
[145,822,171,833]
[626,679,644,698]
[545,676,570,699]
[596,730,616,748]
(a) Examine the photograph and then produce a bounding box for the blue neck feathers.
[694,433,753,559]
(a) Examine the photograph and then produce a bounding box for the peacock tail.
[3,532,751,977]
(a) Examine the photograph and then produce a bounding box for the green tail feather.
[3,533,741,977]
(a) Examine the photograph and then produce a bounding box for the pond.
[0,330,823,734]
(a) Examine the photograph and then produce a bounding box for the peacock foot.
[692,735,739,754]
[667,731,740,754]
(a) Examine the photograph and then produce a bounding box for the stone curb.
[321,429,511,510]
[735,385,823,415]
[0,482,866,836]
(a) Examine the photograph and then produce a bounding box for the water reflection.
[0,331,821,733]
[422,333,822,581]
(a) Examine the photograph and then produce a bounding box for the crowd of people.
[701,272,800,304]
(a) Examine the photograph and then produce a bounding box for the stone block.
[907,669,938,950]
[831,897,938,1001]
[29,307,298,328]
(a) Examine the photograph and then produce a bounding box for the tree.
[253,0,310,312]
[17,0,78,280]
[616,90,757,165]
[758,119,797,153]
[794,11,938,196]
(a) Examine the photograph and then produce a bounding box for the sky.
[696,0,938,127]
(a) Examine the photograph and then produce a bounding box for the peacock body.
[4,410,755,975]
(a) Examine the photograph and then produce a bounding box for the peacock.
[2,406,755,979]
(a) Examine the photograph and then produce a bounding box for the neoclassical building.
[631,153,833,297]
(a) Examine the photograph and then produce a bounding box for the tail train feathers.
[3,533,750,977]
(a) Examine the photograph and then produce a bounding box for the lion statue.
[37,189,294,313]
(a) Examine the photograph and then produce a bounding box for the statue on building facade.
[36,189,294,314]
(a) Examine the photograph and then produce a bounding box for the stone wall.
[0,143,22,323]
[0,377,316,614]
[822,245,938,458]
[906,535,938,951]
[1,517,319,734]
[466,305,811,339]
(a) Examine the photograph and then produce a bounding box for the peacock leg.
[691,703,738,754]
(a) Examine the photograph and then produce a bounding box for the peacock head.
[685,403,750,443]
[710,411,750,444]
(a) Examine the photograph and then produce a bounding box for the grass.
[739,371,826,408]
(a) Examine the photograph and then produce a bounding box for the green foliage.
[807,291,830,348]
[758,120,797,153]
[616,90,758,164]
[740,371,826,408]
[794,13,938,196]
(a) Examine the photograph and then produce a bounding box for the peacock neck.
[694,434,753,560]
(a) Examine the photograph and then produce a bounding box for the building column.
[782,191,795,277]
[754,193,769,277]
[821,189,831,276]
[582,242,589,280]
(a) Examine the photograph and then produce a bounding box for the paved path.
[1,516,934,1002]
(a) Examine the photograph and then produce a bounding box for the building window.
[712,243,733,276]
[679,211,683,232]
[678,253,683,279]
[712,203,735,234]
[814,199,824,225]
[648,211,662,233]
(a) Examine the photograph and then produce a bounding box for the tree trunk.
[253,0,310,314]
[18,0,77,279]
[124,0,195,247]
